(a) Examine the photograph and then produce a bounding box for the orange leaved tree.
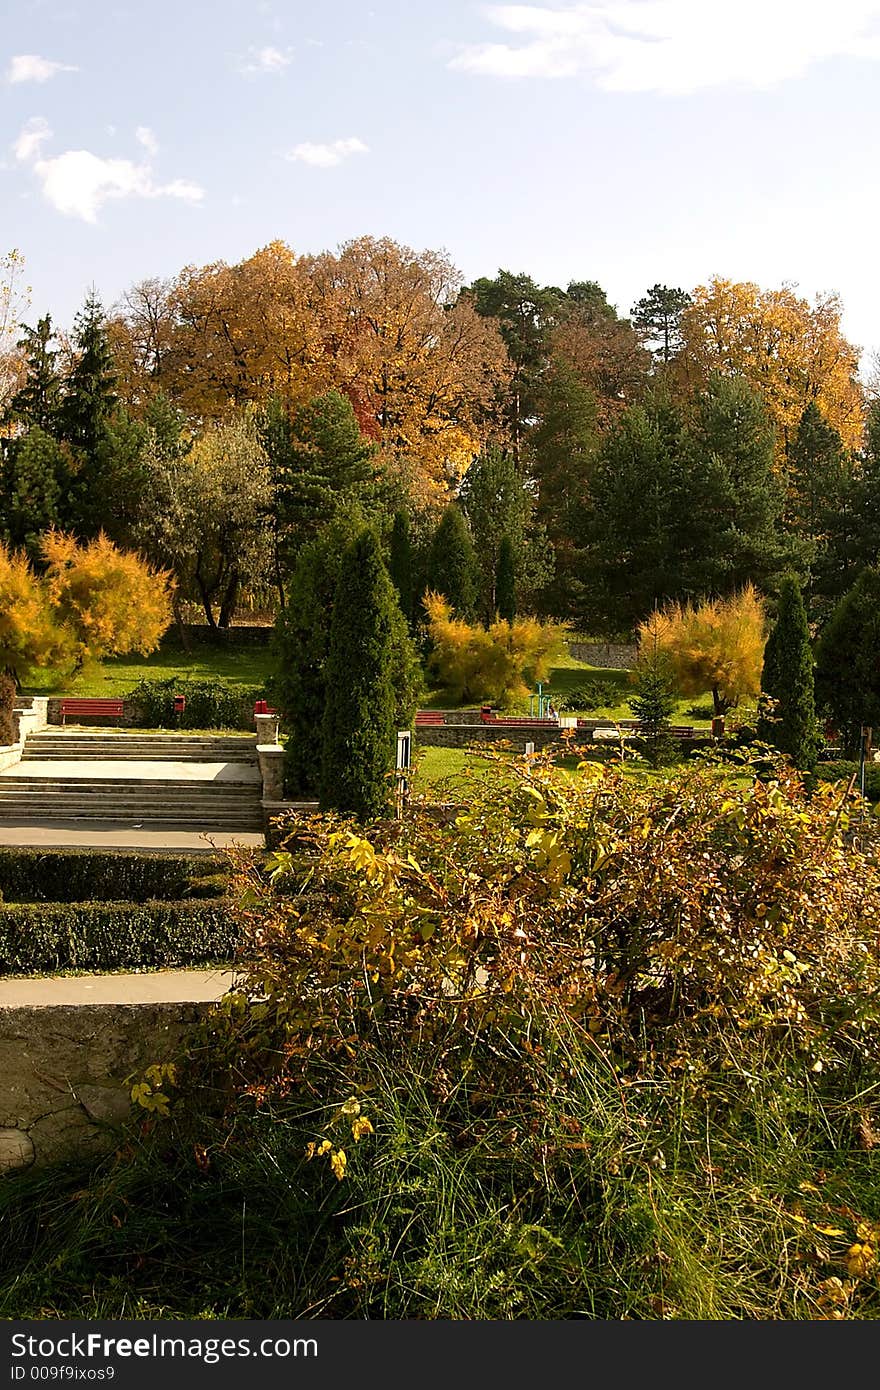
[642,585,767,717]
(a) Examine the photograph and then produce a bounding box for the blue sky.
[4,0,880,370]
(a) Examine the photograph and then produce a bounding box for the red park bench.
[415,711,445,726]
[60,697,125,726]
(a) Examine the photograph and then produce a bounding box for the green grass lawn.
[26,637,275,697]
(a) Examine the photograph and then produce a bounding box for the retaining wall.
[0,1001,211,1173]
[567,642,638,669]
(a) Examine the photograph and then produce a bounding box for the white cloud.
[286,137,368,167]
[450,1,880,92]
[13,124,203,222]
[13,117,53,163]
[6,53,78,83]
[239,44,293,74]
[136,126,159,157]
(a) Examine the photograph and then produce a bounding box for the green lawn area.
[25,636,275,697]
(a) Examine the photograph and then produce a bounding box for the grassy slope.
[25,639,275,698]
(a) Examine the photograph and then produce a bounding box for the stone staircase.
[0,731,264,830]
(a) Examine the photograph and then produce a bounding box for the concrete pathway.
[0,820,264,850]
[1,759,261,783]
[0,968,239,1007]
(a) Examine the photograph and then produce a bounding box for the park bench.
[59,697,125,726]
[415,711,445,726]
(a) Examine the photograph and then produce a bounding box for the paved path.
[1,759,261,783]
[0,820,264,850]
[0,969,239,1007]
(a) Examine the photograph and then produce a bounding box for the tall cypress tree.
[757,575,820,770]
[319,529,407,821]
[426,504,479,620]
[388,509,413,624]
[495,535,516,621]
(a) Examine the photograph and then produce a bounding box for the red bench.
[481,715,560,727]
[415,711,445,725]
[60,697,125,726]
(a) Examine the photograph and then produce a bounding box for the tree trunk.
[218,568,240,630]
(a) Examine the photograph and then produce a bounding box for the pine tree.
[458,444,552,621]
[630,284,691,363]
[388,509,413,624]
[815,567,880,756]
[319,529,409,820]
[426,504,479,620]
[629,621,678,767]
[266,390,375,574]
[0,427,71,558]
[5,315,62,433]
[60,291,118,457]
[757,575,820,770]
[787,402,847,548]
[495,535,516,621]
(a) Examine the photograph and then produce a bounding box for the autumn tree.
[676,278,864,461]
[757,575,819,770]
[645,586,766,717]
[0,249,29,418]
[550,290,650,428]
[424,592,564,704]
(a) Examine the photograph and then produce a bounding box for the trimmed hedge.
[0,899,239,974]
[0,849,228,904]
[128,677,264,730]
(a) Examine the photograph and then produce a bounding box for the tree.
[273,509,365,798]
[424,593,564,704]
[266,389,376,572]
[5,315,62,433]
[388,510,413,625]
[757,576,819,770]
[0,249,29,418]
[629,618,678,767]
[60,290,118,458]
[495,535,516,622]
[458,446,552,620]
[645,586,766,717]
[817,401,880,612]
[815,568,880,756]
[631,285,691,364]
[320,529,415,820]
[550,294,650,428]
[0,531,171,687]
[0,427,71,559]
[677,278,864,461]
[426,504,480,621]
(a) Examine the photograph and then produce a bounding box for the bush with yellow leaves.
[641,585,766,717]
[423,590,565,703]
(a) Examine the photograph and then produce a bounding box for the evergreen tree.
[495,534,516,621]
[816,401,880,616]
[787,401,847,546]
[458,445,552,620]
[60,291,118,457]
[75,409,149,545]
[757,575,820,770]
[815,567,880,756]
[628,625,678,767]
[630,285,691,363]
[266,390,376,574]
[0,427,71,559]
[273,510,364,798]
[426,504,480,621]
[320,529,413,821]
[5,315,62,433]
[388,509,413,624]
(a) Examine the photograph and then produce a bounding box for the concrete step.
[0,810,264,827]
[0,777,260,792]
[21,748,257,762]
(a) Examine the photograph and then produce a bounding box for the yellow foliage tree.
[424,591,565,703]
[0,533,172,685]
[677,278,864,460]
[41,532,173,669]
[642,585,767,717]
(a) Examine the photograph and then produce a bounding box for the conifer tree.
[60,291,118,457]
[388,509,413,624]
[5,314,62,433]
[495,534,516,621]
[815,567,880,756]
[629,617,678,767]
[426,504,479,621]
[320,529,412,820]
[757,575,820,770]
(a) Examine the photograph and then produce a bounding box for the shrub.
[558,680,625,712]
[424,593,565,703]
[0,848,227,903]
[814,760,880,801]
[0,673,16,746]
[0,899,237,974]
[642,585,766,716]
[128,678,263,730]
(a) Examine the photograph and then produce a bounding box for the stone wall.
[416,723,566,752]
[567,642,638,669]
[0,1002,211,1173]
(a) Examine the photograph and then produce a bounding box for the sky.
[3,0,880,370]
